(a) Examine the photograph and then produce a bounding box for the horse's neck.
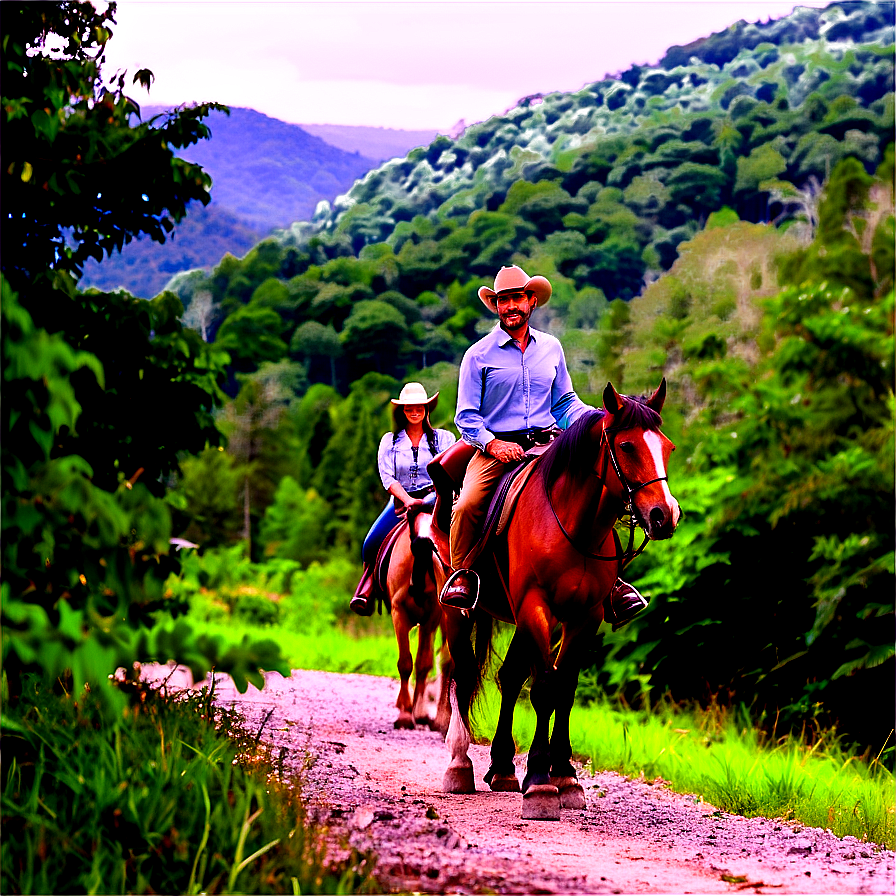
[551,471,621,546]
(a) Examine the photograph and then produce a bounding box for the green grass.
[1,675,377,895]
[473,687,895,849]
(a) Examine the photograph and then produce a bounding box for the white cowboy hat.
[477,264,552,313]
[391,382,439,409]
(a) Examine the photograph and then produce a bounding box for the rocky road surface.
[141,665,895,895]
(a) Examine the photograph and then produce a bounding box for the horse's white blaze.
[416,514,432,541]
[642,431,680,524]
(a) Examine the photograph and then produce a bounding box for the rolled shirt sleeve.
[377,432,398,490]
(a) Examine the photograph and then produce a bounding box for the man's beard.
[499,307,531,331]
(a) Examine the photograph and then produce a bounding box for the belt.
[492,427,558,449]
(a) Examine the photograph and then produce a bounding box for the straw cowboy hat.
[391,382,439,409]
[477,264,552,313]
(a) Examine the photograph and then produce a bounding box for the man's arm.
[455,349,495,451]
[551,344,594,429]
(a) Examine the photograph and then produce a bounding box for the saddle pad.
[495,460,541,536]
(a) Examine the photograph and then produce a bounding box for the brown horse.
[434,380,680,818]
[384,508,452,732]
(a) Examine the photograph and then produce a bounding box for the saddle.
[467,442,550,567]
[369,520,406,613]
[426,439,551,571]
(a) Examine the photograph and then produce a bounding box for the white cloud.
[103,1,832,130]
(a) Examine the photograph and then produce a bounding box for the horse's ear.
[646,378,667,413]
[603,382,622,415]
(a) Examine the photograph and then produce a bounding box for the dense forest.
[3,0,894,757]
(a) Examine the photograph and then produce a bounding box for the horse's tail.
[468,611,495,712]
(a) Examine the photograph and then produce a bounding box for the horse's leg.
[432,627,452,736]
[441,610,476,793]
[411,607,438,726]
[549,623,598,809]
[391,603,416,730]
[521,663,561,819]
[515,592,561,819]
[484,629,530,792]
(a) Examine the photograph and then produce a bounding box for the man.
[439,264,649,629]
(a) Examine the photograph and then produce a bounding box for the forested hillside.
[78,108,382,297]
[159,0,894,755]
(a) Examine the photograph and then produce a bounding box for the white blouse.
[377,428,456,493]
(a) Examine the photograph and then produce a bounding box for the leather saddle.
[426,440,551,570]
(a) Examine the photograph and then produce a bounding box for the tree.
[218,362,306,554]
[340,300,410,374]
[214,305,289,379]
[258,477,331,566]
[1,3,224,289]
[1,2,285,701]
[290,321,343,387]
[174,447,245,547]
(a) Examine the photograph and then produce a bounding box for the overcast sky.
[102,0,832,131]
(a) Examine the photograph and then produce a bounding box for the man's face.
[495,290,536,334]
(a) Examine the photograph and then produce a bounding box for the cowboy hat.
[391,382,439,409]
[477,264,552,312]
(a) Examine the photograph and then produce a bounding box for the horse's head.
[601,379,680,540]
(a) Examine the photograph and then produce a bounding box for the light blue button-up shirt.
[377,428,456,492]
[455,323,593,450]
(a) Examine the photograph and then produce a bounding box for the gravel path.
[141,664,895,895]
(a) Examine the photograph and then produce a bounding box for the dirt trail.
[141,665,894,895]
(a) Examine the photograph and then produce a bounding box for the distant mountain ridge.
[79,108,434,297]
[297,123,439,163]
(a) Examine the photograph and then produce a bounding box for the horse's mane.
[539,396,663,492]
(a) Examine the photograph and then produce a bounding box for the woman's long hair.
[392,404,439,456]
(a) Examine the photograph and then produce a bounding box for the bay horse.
[383,508,451,732]
[433,379,680,819]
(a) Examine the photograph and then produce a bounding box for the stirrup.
[605,579,648,631]
[439,568,480,611]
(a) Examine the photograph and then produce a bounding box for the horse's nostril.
[649,507,666,529]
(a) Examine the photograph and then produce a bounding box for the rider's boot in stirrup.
[350,565,377,616]
[439,568,480,611]
[604,579,649,631]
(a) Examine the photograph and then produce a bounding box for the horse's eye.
[620,442,636,455]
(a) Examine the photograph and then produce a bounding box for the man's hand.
[487,438,525,463]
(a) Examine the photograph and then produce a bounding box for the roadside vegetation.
[1,675,376,895]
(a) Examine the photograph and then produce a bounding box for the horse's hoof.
[521,784,560,820]
[442,765,476,793]
[551,776,586,809]
[488,774,521,793]
[394,712,415,730]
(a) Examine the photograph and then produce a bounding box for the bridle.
[544,417,668,569]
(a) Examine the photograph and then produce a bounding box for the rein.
[543,419,665,569]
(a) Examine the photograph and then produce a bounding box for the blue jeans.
[362,500,401,565]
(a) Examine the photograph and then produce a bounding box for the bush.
[1,676,370,894]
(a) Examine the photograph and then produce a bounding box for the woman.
[351,382,456,615]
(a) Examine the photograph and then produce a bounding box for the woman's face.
[403,404,426,425]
